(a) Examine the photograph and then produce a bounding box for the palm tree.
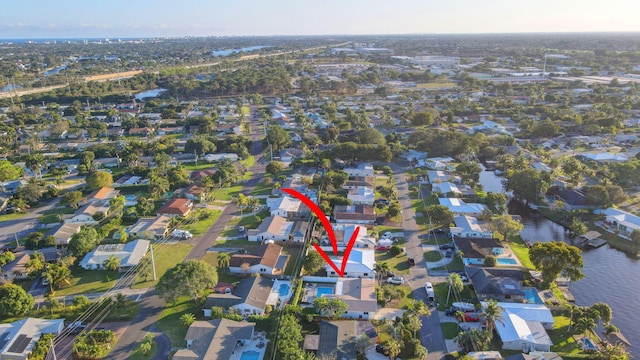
[385,338,402,360]
[180,313,196,327]
[375,262,390,283]
[482,300,505,333]
[217,252,231,273]
[454,310,466,323]
[26,251,46,276]
[406,315,423,339]
[235,193,248,216]
[406,300,430,318]
[114,293,127,315]
[576,316,597,336]
[103,255,121,272]
[356,333,371,355]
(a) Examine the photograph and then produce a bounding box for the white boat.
[452,302,476,312]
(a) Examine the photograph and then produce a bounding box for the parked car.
[445,249,453,258]
[388,276,405,285]
[439,243,454,250]
[408,258,415,266]
[376,344,387,354]
[382,231,392,238]
[41,275,50,287]
[464,313,481,322]
[386,270,396,278]
[375,245,391,251]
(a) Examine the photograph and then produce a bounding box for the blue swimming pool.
[523,288,544,304]
[316,287,334,297]
[279,283,290,296]
[240,350,260,360]
[581,337,598,350]
[496,257,518,265]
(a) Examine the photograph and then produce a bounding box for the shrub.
[389,245,403,257]
[484,255,497,267]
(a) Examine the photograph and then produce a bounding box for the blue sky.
[1,0,638,38]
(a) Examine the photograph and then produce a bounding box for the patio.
[229,331,269,360]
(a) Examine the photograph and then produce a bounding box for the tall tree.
[217,252,230,273]
[482,300,505,333]
[86,171,113,189]
[62,190,83,209]
[266,125,291,151]
[490,215,524,241]
[156,260,218,303]
[425,205,454,228]
[0,284,34,318]
[529,241,585,288]
[0,160,22,181]
[302,251,324,275]
[506,168,548,204]
[68,227,100,258]
[103,255,121,271]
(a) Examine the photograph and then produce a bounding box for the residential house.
[333,205,376,225]
[347,187,375,205]
[553,189,589,210]
[467,351,504,360]
[427,171,459,184]
[2,253,30,280]
[466,266,526,302]
[279,148,306,164]
[128,127,154,136]
[290,221,309,243]
[79,240,150,271]
[203,153,239,163]
[342,176,374,190]
[272,176,317,202]
[182,184,206,202]
[485,302,554,352]
[325,249,375,278]
[49,222,83,246]
[203,276,273,317]
[113,174,142,187]
[129,215,171,240]
[453,237,505,265]
[439,198,488,216]
[190,169,215,182]
[317,224,376,252]
[326,278,378,319]
[228,243,288,276]
[0,318,65,360]
[504,353,562,360]
[247,216,293,242]
[156,198,193,217]
[344,163,374,177]
[432,182,476,199]
[304,320,357,359]
[66,201,111,225]
[266,197,310,220]
[596,208,640,236]
[173,318,254,360]
[424,157,455,170]
[82,187,120,205]
[449,215,494,239]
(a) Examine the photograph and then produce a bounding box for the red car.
[464,313,480,322]
[376,245,391,251]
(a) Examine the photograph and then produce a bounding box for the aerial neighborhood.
[0,33,639,360]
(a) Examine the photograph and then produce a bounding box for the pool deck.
[229,331,269,360]
[267,279,292,308]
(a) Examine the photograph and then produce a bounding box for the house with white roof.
[65,201,111,225]
[317,224,376,252]
[450,215,494,238]
[596,208,640,236]
[79,239,150,271]
[427,171,460,184]
[325,249,375,278]
[347,187,375,205]
[266,197,310,220]
[344,163,374,177]
[483,302,554,352]
[439,198,488,216]
[424,157,455,170]
[0,318,65,359]
[325,278,377,319]
[247,216,294,242]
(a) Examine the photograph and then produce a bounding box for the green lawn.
[183,163,217,171]
[212,184,243,201]
[548,315,582,355]
[0,212,27,222]
[424,250,443,262]
[282,247,303,276]
[156,297,202,347]
[441,322,461,339]
[210,239,260,253]
[130,340,157,360]
[430,255,465,272]
[250,182,274,196]
[182,209,222,236]
[434,282,478,311]
[201,252,219,268]
[131,243,193,289]
[375,251,410,275]
[55,268,119,296]
[509,236,535,269]
[241,155,255,168]
[38,207,75,224]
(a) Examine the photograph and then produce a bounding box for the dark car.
[376,344,387,354]
[408,258,415,266]
[386,270,396,278]
[439,243,454,250]
[445,249,453,258]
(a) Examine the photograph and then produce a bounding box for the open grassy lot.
[441,322,461,339]
[55,268,119,296]
[430,254,465,272]
[156,297,202,347]
[38,206,75,224]
[416,82,457,89]
[434,282,478,311]
[210,239,260,253]
[213,184,244,201]
[131,243,193,289]
[182,209,222,236]
[548,315,582,356]
[509,236,535,269]
[424,250,443,262]
[250,182,273,196]
[375,250,410,275]
[130,340,157,360]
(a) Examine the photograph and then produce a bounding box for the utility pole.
[150,245,157,281]
[49,337,57,360]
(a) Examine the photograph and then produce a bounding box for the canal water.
[479,169,639,355]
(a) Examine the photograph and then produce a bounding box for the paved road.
[0,198,59,243]
[106,106,267,359]
[392,164,448,360]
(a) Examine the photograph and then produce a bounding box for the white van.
[425,282,435,302]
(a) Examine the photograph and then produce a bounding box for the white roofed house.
[344,163,374,177]
[325,249,375,279]
[347,187,375,205]
[49,222,83,246]
[0,318,65,360]
[202,276,274,318]
[450,215,494,239]
[596,208,640,237]
[246,216,293,242]
[439,198,488,216]
[266,196,310,220]
[484,302,555,352]
[65,201,111,225]
[79,240,150,271]
[317,224,375,252]
[321,278,378,320]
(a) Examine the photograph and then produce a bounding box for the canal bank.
[479,169,639,356]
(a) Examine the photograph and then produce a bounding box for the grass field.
[131,243,193,289]
[375,251,410,275]
[424,250,443,262]
[213,184,243,201]
[156,297,202,347]
[434,282,477,311]
[250,182,274,196]
[130,340,157,360]
[38,207,75,224]
[0,212,27,222]
[509,236,535,269]
[430,255,465,272]
[55,268,119,296]
[441,322,461,339]
[416,82,457,89]
[548,315,582,355]
[182,209,222,236]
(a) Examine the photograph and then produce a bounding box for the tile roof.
[203,276,273,311]
[157,198,192,216]
[317,320,358,359]
[173,318,254,360]
[454,237,503,259]
[229,243,283,269]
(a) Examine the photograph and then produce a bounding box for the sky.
[1,0,639,39]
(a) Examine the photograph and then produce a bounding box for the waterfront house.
[228,243,288,276]
[553,189,589,210]
[596,208,640,236]
[466,266,526,302]
[173,318,254,360]
[202,276,273,317]
[450,215,494,239]
[454,237,504,265]
[439,198,488,216]
[485,302,554,352]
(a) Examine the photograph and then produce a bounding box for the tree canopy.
[68,227,100,258]
[0,284,34,318]
[86,171,113,189]
[529,241,585,288]
[156,260,218,303]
